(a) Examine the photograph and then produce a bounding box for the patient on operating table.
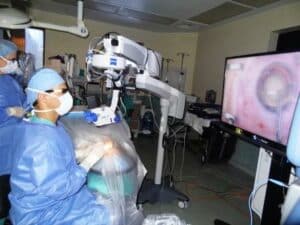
[63,117,146,225]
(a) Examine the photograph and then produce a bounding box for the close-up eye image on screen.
[221,51,300,146]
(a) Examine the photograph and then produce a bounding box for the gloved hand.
[6,107,25,118]
[79,141,113,172]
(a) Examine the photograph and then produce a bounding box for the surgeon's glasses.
[32,88,69,107]
[44,88,69,94]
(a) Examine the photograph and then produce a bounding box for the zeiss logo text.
[110,58,117,66]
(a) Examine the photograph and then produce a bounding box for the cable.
[164,136,176,178]
[148,94,160,131]
[170,139,177,176]
[161,130,178,185]
[166,130,176,177]
[119,97,127,117]
[162,144,170,179]
[167,125,186,138]
[248,178,289,225]
[248,182,268,225]
[179,127,187,182]
[88,36,103,50]
[168,116,176,126]
[162,123,188,184]
[168,124,187,179]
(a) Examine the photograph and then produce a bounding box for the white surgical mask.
[55,92,73,115]
[0,56,18,74]
[27,88,74,116]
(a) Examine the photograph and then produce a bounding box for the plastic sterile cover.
[61,117,146,225]
[143,214,188,225]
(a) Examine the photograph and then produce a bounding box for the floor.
[134,134,259,225]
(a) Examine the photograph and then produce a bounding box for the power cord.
[148,94,160,132]
[162,122,188,186]
[248,178,289,225]
[119,97,127,117]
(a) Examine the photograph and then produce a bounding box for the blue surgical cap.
[26,68,65,106]
[0,39,17,57]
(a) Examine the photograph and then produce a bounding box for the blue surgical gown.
[9,120,109,225]
[0,74,26,176]
[0,74,25,125]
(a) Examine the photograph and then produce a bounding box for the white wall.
[30,9,198,94]
[193,1,300,176]
[193,1,300,102]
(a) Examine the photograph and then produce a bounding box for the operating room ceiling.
[28,0,296,32]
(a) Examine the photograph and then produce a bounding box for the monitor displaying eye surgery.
[221,51,300,145]
[2,1,300,224]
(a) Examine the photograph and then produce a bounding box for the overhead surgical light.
[0,0,88,37]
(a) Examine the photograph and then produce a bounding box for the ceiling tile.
[233,0,281,8]
[33,0,290,32]
[52,0,74,4]
[53,0,177,25]
[118,8,177,25]
[190,2,251,24]
[53,0,118,13]
[85,1,118,13]
[174,20,208,30]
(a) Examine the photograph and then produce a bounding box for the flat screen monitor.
[221,51,300,146]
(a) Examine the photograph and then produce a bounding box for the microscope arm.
[136,74,185,184]
[136,75,185,119]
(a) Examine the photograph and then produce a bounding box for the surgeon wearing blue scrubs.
[0,39,26,174]
[9,68,109,225]
[0,39,25,127]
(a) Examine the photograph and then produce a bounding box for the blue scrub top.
[9,119,109,225]
[0,74,26,176]
[0,74,25,126]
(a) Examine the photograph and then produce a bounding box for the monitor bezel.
[220,50,300,151]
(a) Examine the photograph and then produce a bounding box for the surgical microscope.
[85,33,189,207]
